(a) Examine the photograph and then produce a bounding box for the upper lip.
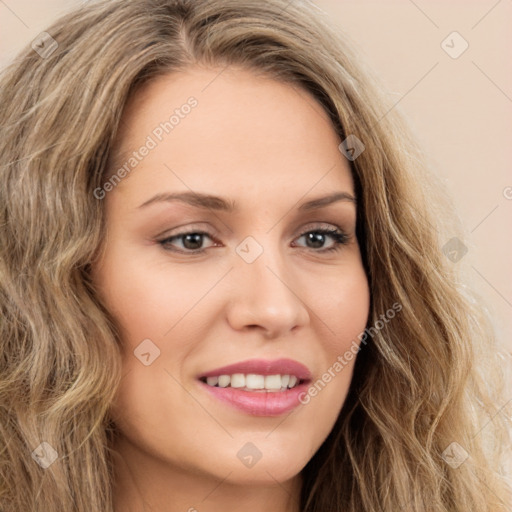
[198,358,312,380]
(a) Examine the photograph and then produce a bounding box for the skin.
[91,66,370,512]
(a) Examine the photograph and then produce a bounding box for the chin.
[197,441,309,485]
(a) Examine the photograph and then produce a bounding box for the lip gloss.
[198,380,309,416]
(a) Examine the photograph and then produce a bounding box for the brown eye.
[294,228,349,252]
[158,231,216,253]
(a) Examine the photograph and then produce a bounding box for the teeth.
[218,375,230,388]
[230,373,245,388]
[246,374,264,389]
[264,375,282,390]
[203,373,301,391]
[206,376,219,386]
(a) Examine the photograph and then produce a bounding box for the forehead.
[107,66,354,209]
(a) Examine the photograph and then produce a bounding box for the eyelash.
[157,227,349,255]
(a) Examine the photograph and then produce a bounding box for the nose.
[226,246,310,339]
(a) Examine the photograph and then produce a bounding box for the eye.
[293,227,349,253]
[157,226,350,254]
[158,231,217,253]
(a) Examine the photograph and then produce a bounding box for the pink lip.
[197,358,312,380]
[196,358,312,417]
[198,381,310,416]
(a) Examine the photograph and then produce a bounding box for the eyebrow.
[137,190,356,211]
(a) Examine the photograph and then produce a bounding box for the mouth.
[198,373,307,392]
[196,358,312,416]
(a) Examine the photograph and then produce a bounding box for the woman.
[0,0,510,511]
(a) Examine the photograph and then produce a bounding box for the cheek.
[301,263,369,408]
[313,263,370,351]
[95,250,216,347]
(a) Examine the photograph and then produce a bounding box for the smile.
[196,358,312,416]
[199,373,303,392]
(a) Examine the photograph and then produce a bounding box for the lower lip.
[198,380,309,416]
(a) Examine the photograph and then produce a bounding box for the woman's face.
[92,66,370,487]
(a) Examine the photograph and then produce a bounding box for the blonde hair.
[0,0,510,510]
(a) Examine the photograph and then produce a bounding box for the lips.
[197,358,312,380]
[196,358,312,416]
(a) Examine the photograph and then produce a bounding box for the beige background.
[1,0,511,356]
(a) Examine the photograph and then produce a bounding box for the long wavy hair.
[1,0,510,510]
